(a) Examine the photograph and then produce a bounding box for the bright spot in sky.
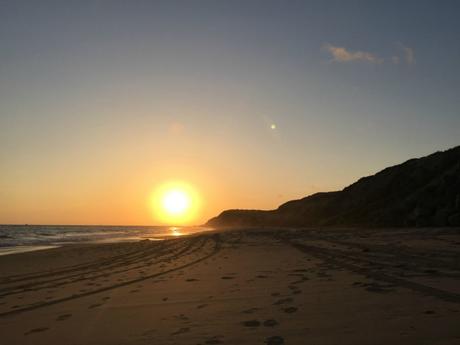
[162,190,189,215]
[151,181,201,225]
[270,124,276,130]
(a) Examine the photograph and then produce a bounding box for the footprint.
[283,307,298,313]
[56,314,72,321]
[24,327,49,335]
[242,320,260,327]
[263,319,278,327]
[292,278,308,284]
[273,298,293,305]
[265,335,284,345]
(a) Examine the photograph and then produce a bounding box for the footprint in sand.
[242,320,260,327]
[265,335,284,344]
[24,327,49,335]
[273,298,293,305]
[283,307,298,313]
[292,277,309,284]
[263,319,279,327]
[56,314,72,321]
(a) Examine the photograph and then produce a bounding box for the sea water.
[0,224,211,256]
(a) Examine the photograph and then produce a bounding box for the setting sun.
[162,190,189,215]
[151,181,201,225]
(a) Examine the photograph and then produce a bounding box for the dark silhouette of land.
[207,146,460,228]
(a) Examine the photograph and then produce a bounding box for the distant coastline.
[207,146,460,228]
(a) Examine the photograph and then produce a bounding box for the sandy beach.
[0,227,460,345]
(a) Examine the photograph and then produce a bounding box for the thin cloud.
[323,43,384,64]
[398,43,415,65]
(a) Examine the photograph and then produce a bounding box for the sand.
[0,227,460,345]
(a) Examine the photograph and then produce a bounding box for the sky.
[1,0,459,225]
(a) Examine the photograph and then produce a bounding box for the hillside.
[207,146,460,227]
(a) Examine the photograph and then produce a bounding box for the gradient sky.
[1,1,459,225]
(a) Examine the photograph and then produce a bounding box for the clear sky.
[1,1,459,225]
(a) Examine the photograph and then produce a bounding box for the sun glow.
[151,181,201,225]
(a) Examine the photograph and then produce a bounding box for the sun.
[162,189,190,215]
[151,181,201,225]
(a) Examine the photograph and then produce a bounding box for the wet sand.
[0,227,459,344]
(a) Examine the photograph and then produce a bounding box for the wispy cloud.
[323,43,384,64]
[398,43,415,65]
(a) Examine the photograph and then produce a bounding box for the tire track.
[0,238,200,297]
[0,240,166,284]
[286,239,460,304]
[0,234,221,318]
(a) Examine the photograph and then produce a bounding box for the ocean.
[0,224,211,256]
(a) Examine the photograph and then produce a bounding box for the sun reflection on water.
[170,227,182,236]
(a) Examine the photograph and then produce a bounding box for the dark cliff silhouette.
[207,146,460,228]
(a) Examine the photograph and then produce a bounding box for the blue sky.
[1,1,459,224]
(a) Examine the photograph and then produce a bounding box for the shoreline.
[0,225,215,257]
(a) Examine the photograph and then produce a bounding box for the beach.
[1,227,460,345]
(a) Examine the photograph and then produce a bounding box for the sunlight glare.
[151,181,201,225]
